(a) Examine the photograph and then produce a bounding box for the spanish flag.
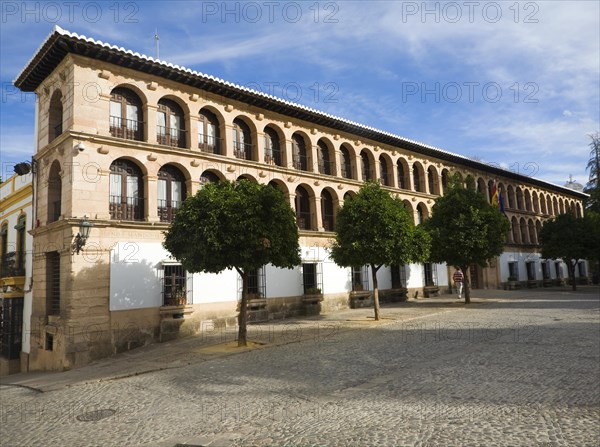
[491,181,499,208]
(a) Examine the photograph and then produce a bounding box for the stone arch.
[263,124,286,167]
[233,115,258,161]
[339,143,356,180]
[317,138,335,176]
[516,187,525,210]
[441,169,450,194]
[379,154,393,186]
[525,189,533,212]
[198,106,225,154]
[532,191,540,213]
[519,217,529,244]
[511,216,520,244]
[360,149,375,181]
[412,161,426,193]
[507,185,516,209]
[397,158,410,190]
[295,183,316,230]
[427,166,440,195]
[477,177,487,201]
[291,131,311,171]
[321,187,338,231]
[47,160,62,223]
[416,202,429,225]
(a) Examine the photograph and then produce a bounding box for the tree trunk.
[237,269,248,346]
[569,260,577,291]
[462,265,471,304]
[371,264,381,321]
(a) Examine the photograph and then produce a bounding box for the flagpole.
[154,29,159,59]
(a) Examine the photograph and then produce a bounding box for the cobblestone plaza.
[1,288,599,446]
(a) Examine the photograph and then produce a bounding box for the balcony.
[296,212,312,230]
[318,160,334,176]
[158,199,181,223]
[198,135,222,154]
[110,116,143,141]
[0,253,25,279]
[109,196,144,221]
[157,126,187,148]
[293,154,308,171]
[234,142,253,160]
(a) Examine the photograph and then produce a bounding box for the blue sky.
[1,1,598,187]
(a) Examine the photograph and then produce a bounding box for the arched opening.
[48,90,63,142]
[441,169,449,194]
[198,108,221,154]
[292,133,309,171]
[535,220,542,245]
[465,175,476,191]
[340,145,353,179]
[157,98,186,148]
[360,150,372,181]
[520,217,529,244]
[516,187,524,210]
[525,190,532,212]
[321,189,335,231]
[47,160,62,223]
[233,118,253,160]
[109,159,144,221]
[264,126,282,166]
[413,163,425,192]
[200,170,222,186]
[379,155,390,186]
[477,178,487,200]
[511,216,520,244]
[416,203,428,224]
[295,186,312,230]
[317,140,332,175]
[110,87,143,141]
[397,159,410,190]
[528,219,536,244]
[427,166,439,195]
[158,164,187,222]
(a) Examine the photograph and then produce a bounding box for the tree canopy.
[163,180,301,345]
[330,181,430,320]
[539,212,597,290]
[424,176,510,303]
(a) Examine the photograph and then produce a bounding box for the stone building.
[12,26,588,372]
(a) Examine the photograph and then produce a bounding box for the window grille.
[526,261,536,280]
[46,252,60,315]
[423,263,438,286]
[302,263,323,294]
[351,266,369,291]
[508,261,519,280]
[159,263,192,306]
[237,267,266,299]
[391,264,407,288]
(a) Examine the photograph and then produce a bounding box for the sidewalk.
[2,287,595,393]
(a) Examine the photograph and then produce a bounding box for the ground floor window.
[0,297,23,359]
[238,267,266,298]
[554,261,562,278]
[578,261,586,277]
[391,264,407,289]
[508,261,519,280]
[423,263,438,287]
[160,263,191,306]
[302,263,323,294]
[351,266,369,291]
[526,261,536,281]
[541,261,551,280]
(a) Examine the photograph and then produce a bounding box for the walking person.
[453,269,464,299]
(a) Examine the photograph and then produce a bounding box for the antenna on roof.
[154,29,160,59]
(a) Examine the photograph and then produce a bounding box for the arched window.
[0,223,7,272]
[416,203,428,224]
[441,169,449,194]
[15,215,26,275]
[397,160,409,189]
[292,134,308,170]
[321,189,335,231]
[511,217,520,244]
[110,87,143,141]
[317,141,332,175]
[157,99,186,148]
[200,171,221,186]
[528,219,536,244]
[158,165,186,223]
[465,175,476,191]
[413,164,423,192]
[380,156,389,186]
[340,146,353,179]
[295,186,311,230]
[516,188,524,210]
[264,127,282,166]
[507,185,515,209]
[520,218,529,244]
[360,151,371,181]
[525,190,532,211]
[233,118,252,160]
[477,178,487,199]
[109,159,144,221]
[49,90,63,142]
[48,161,62,223]
[427,167,439,195]
[198,109,220,154]
[535,220,542,244]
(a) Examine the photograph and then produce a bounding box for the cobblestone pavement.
[1,287,599,446]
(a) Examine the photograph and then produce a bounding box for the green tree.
[424,175,510,303]
[539,213,594,290]
[330,182,430,320]
[163,180,301,346]
[584,132,600,213]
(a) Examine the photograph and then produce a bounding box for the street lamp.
[72,216,92,254]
